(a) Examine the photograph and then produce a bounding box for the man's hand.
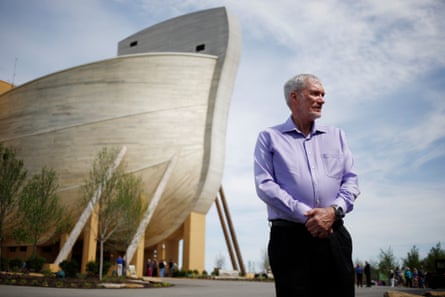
[304,207,336,238]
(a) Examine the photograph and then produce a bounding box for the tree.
[214,252,226,270]
[261,248,270,273]
[107,173,145,249]
[0,144,27,269]
[81,147,143,280]
[422,242,445,273]
[403,245,421,270]
[15,167,64,257]
[378,246,399,283]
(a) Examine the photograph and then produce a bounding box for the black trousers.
[268,220,355,297]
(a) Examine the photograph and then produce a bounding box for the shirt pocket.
[321,152,343,179]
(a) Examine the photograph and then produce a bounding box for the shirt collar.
[280,115,327,135]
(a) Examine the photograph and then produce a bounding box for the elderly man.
[254,73,360,297]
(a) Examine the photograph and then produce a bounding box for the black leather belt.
[270,219,303,227]
[270,218,344,229]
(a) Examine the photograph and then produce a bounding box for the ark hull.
[0,6,241,260]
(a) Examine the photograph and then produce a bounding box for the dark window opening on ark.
[195,44,205,52]
[42,246,52,253]
[19,246,27,252]
[130,41,138,47]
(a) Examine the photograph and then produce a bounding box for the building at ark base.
[0,7,242,277]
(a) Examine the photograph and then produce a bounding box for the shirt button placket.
[304,139,319,207]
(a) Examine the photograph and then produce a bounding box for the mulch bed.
[0,272,163,288]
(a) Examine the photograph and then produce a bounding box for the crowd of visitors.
[390,266,426,288]
[114,256,177,277]
[145,258,177,277]
[355,261,372,288]
[356,262,426,288]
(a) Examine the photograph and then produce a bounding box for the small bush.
[0,256,9,271]
[41,269,53,277]
[102,261,111,276]
[86,261,98,276]
[172,269,187,277]
[27,255,46,272]
[86,260,111,277]
[59,259,79,278]
[8,258,23,271]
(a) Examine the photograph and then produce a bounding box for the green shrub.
[0,256,9,271]
[27,255,46,272]
[41,268,53,277]
[86,261,98,276]
[59,259,79,278]
[102,261,111,276]
[172,269,187,277]
[9,258,23,271]
[85,260,111,277]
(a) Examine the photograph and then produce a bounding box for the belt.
[270,218,344,229]
[270,219,304,227]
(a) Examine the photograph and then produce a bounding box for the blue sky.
[1,0,444,273]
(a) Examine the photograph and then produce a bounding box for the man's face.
[291,79,325,121]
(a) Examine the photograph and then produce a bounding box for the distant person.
[122,255,126,276]
[395,266,401,286]
[116,255,124,276]
[152,259,158,277]
[390,269,395,287]
[254,73,360,297]
[412,268,419,287]
[405,267,412,287]
[159,259,166,277]
[146,258,153,276]
[168,259,174,276]
[364,261,371,287]
[418,266,425,288]
[356,264,363,287]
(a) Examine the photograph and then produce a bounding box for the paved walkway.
[0,278,442,297]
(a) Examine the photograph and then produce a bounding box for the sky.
[1,0,444,273]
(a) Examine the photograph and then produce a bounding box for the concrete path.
[0,278,442,297]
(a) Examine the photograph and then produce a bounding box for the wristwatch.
[331,205,345,220]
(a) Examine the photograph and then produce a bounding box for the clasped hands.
[304,207,336,239]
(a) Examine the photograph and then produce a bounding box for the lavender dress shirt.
[254,116,360,224]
